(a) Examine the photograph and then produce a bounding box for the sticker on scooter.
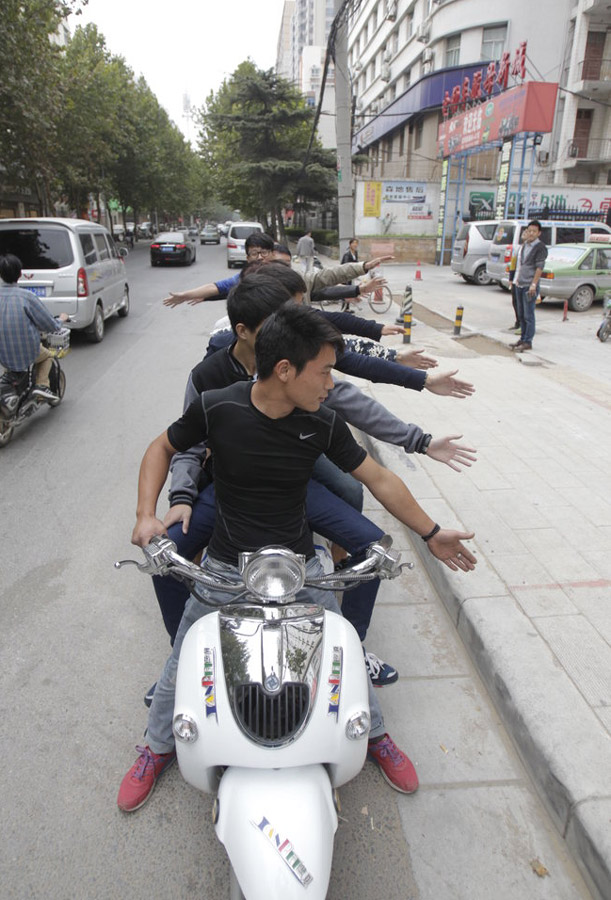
[202,648,218,720]
[252,815,313,887]
[327,646,343,720]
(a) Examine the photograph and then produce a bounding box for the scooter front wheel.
[229,864,246,900]
[597,319,611,343]
[0,418,14,447]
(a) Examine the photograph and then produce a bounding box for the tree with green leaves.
[196,62,336,239]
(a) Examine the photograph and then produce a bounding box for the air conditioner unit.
[381,64,391,82]
[355,99,364,111]
[383,48,392,63]
[386,1,398,21]
[568,143,579,158]
[537,150,549,165]
[422,48,433,63]
[416,24,430,43]
[354,61,362,71]
[370,102,379,113]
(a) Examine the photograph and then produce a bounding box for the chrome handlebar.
[115,534,413,600]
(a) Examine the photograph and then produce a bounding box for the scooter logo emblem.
[202,648,218,720]
[252,815,313,887]
[327,646,343,720]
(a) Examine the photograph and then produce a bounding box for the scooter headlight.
[242,547,306,603]
[345,711,370,740]
[173,713,199,743]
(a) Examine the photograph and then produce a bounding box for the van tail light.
[77,267,89,297]
[541,271,554,280]
[463,234,469,257]
[227,241,237,249]
[503,245,513,263]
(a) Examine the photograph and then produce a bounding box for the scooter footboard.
[216,765,337,900]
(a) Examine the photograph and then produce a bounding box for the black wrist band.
[421,523,441,542]
[418,433,432,454]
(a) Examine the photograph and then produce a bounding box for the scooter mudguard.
[215,765,337,900]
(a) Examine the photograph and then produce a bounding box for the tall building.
[346,0,610,238]
[276,1,296,81]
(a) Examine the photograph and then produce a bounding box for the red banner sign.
[437,81,558,157]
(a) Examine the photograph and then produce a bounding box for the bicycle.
[314,277,393,315]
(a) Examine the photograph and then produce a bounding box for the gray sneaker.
[32,385,57,402]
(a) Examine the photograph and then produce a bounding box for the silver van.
[486,219,611,289]
[0,218,129,342]
[226,221,264,268]
[451,220,498,285]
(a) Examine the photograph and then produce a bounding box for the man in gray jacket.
[296,230,315,273]
[510,220,548,352]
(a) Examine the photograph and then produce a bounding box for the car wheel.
[474,265,492,286]
[568,285,594,312]
[117,285,130,318]
[191,251,196,264]
[86,303,105,343]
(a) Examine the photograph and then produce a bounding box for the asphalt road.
[0,241,591,899]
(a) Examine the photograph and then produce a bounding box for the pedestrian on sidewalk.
[340,238,359,312]
[510,221,547,352]
[296,230,315,274]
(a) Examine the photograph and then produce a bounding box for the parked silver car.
[486,219,611,289]
[451,220,498,285]
[0,217,129,343]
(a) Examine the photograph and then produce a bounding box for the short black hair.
[273,242,291,257]
[0,254,22,284]
[226,273,292,333]
[256,302,344,380]
[244,232,275,253]
[528,220,542,232]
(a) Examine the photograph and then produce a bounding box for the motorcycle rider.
[117,303,476,812]
[0,254,69,402]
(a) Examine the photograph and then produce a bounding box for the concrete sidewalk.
[319,262,611,898]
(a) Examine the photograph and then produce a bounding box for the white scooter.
[117,535,407,899]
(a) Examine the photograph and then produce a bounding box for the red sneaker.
[368,733,419,794]
[117,745,176,812]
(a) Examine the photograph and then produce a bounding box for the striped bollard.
[453,305,464,335]
[402,285,413,343]
[396,283,413,326]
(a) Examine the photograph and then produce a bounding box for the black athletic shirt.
[167,380,367,564]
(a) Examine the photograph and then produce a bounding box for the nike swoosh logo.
[299,432,317,440]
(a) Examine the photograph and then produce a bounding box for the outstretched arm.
[424,369,475,398]
[351,455,476,571]
[162,282,221,307]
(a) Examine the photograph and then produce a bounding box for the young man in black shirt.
[118,304,476,812]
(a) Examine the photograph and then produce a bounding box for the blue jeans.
[515,286,536,344]
[152,480,384,643]
[311,455,363,512]
[147,555,385,754]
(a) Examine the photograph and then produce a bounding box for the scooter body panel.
[174,607,369,792]
[215,765,337,900]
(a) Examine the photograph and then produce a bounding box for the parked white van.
[0,218,129,342]
[486,219,611,289]
[226,221,264,268]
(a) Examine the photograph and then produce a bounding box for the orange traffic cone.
[415,260,422,281]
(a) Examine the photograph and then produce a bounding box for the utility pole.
[334,0,354,256]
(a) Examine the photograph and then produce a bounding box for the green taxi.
[538,236,611,311]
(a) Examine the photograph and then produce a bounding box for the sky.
[67,0,287,143]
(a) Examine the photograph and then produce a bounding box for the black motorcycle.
[0,328,70,447]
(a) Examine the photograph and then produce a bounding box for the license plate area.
[26,285,48,297]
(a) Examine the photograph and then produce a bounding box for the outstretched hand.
[380,324,403,335]
[364,255,394,271]
[424,369,475,398]
[427,529,476,571]
[163,292,187,308]
[426,435,477,471]
[357,275,387,295]
[396,347,438,370]
[163,504,192,535]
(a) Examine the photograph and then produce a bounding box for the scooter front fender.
[216,765,337,900]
